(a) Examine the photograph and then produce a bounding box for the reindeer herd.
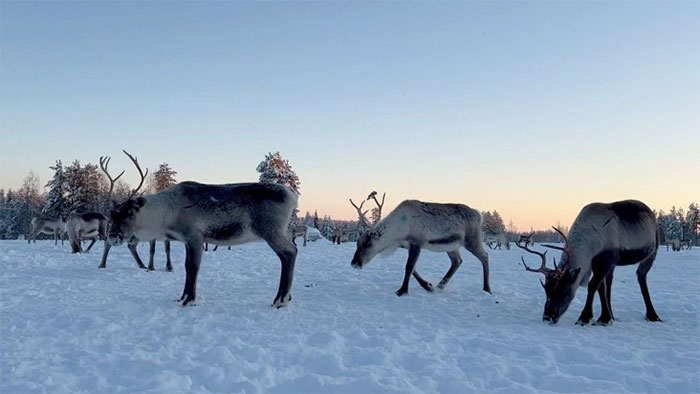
[24,151,685,325]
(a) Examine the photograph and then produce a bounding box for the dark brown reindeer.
[517,200,662,325]
[107,181,298,307]
[350,195,490,296]
[97,152,172,271]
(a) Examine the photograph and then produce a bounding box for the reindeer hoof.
[272,294,292,308]
[646,315,663,322]
[423,282,434,292]
[147,266,155,271]
[395,288,408,297]
[98,265,106,269]
[594,318,613,326]
[575,319,591,326]
[181,295,196,306]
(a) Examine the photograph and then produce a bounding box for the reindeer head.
[349,192,386,268]
[351,229,384,268]
[516,228,580,324]
[101,150,148,246]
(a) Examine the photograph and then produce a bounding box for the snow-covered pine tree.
[82,163,103,212]
[313,210,320,229]
[320,215,336,239]
[42,160,68,218]
[152,163,178,192]
[256,152,301,194]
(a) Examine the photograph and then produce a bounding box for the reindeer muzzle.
[351,254,363,269]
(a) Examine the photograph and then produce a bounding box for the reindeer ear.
[135,196,146,208]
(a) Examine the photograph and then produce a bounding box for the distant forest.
[1,152,698,245]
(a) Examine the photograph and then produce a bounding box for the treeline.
[0,160,177,239]
[655,204,699,244]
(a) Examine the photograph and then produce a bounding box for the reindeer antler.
[99,155,125,202]
[542,226,570,270]
[366,191,385,224]
[515,233,554,275]
[350,198,371,229]
[123,150,148,199]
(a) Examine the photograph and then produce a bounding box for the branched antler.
[542,226,570,271]
[515,233,553,275]
[123,150,148,199]
[366,191,385,224]
[99,155,125,202]
[350,198,371,229]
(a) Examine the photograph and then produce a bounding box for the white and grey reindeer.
[517,200,662,325]
[483,231,510,250]
[350,197,491,296]
[97,152,172,271]
[106,181,299,307]
[291,225,308,247]
[67,212,108,253]
[28,216,67,245]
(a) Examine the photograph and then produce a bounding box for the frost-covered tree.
[686,203,700,241]
[312,210,320,229]
[15,172,46,237]
[152,163,178,192]
[256,152,301,194]
[319,215,336,239]
[482,210,506,234]
[42,160,68,218]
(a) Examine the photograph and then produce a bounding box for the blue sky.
[1,1,698,229]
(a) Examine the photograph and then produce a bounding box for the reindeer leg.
[438,250,462,290]
[595,272,613,326]
[84,237,97,252]
[148,240,156,271]
[165,240,173,272]
[266,232,297,308]
[98,242,111,269]
[637,251,662,322]
[412,270,434,292]
[396,244,421,297]
[181,239,203,306]
[577,255,613,325]
[127,241,148,269]
[465,240,491,293]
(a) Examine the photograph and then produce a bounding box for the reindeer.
[517,200,662,325]
[106,181,298,307]
[350,197,490,296]
[680,239,693,250]
[483,231,510,250]
[332,227,346,245]
[97,151,172,271]
[291,225,308,247]
[28,216,67,245]
[666,239,681,252]
[67,212,108,253]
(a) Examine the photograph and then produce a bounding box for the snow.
[1,240,699,393]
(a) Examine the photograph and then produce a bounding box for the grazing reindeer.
[97,151,172,271]
[680,239,693,250]
[28,216,67,245]
[107,181,298,307]
[483,231,510,250]
[350,199,490,296]
[67,212,108,253]
[517,200,662,325]
[291,225,308,247]
[332,227,346,245]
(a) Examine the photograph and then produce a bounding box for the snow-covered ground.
[1,239,698,393]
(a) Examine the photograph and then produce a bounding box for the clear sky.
[1,1,698,230]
